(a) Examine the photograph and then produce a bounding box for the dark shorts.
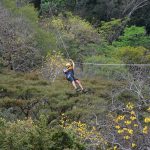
[67,75,78,82]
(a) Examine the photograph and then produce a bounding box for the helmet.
[66,63,71,67]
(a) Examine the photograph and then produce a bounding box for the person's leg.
[75,79,84,90]
[71,80,77,89]
[68,76,81,91]
[68,76,78,90]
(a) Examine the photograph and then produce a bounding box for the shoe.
[75,88,81,92]
[81,89,88,93]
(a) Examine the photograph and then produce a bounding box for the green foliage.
[86,55,121,64]
[28,0,150,35]
[0,69,114,123]
[85,55,127,78]
[40,0,67,16]
[51,12,100,44]
[0,116,85,149]
[98,18,125,43]
[33,29,56,55]
[0,56,3,70]
[20,5,38,23]
[1,0,57,71]
[0,1,150,149]
[48,12,101,60]
[116,46,150,64]
[1,0,16,10]
[0,118,6,148]
[2,0,38,23]
[51,128,85,150]
[40,0,76,16]
[17,87,41,100]
[41,51,65,82]
[113,26,150,48]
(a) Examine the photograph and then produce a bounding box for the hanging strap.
[49,5,70,59]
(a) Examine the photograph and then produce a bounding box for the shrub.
[110,103,149,149]
[0,115,86,149]
[1,0,57,71]
[113,26,150,48]
[116,46,150,64]
[60,114,105,149]
[84,55,127,79]
[41,52,65,82]
[17,87,41,100]
[24,71,39,80]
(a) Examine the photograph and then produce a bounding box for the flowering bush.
[41,52,65,82]
[60,114,107,149]
[105,102,150,150]
[0,115,85,149]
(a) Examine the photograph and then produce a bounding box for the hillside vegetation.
[0,0,150,149]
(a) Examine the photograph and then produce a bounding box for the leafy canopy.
[113,26,150,48]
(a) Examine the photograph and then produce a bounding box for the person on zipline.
[63,59,84,92]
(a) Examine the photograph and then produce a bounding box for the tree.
[98,18,125,43]
[48,12,101,61]
[0,0,57,71]
[41,52,65,82]
[0,2,41,71]
[84,0,149,42]
[121,0,149,18]
[113,26,150,48]
[130,4,150,34]
[40,0,68,16]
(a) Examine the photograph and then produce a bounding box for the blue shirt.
[63,68,74,78]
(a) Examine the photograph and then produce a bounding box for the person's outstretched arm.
[69,59,75,69]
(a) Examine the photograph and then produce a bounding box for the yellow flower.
[128,129,133,134]
[132,143,136,148]
[115,125,120,129]
[143,126,148,134]
[144,117,150,123]
[126,102,134,110]
[147,107,150,112]
[123,128,128,131]
[113,146,117,150]
[125,120,131,125]
[130,111,136,115]
[116,115,125,122]
[130,116,136,121]
[134,124,138,127]
[124,135,130,140]
[118,129,124,134]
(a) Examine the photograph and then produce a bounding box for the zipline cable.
[74,63,150,66]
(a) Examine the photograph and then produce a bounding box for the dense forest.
[0,0,150,150]
[36,0,150,33]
